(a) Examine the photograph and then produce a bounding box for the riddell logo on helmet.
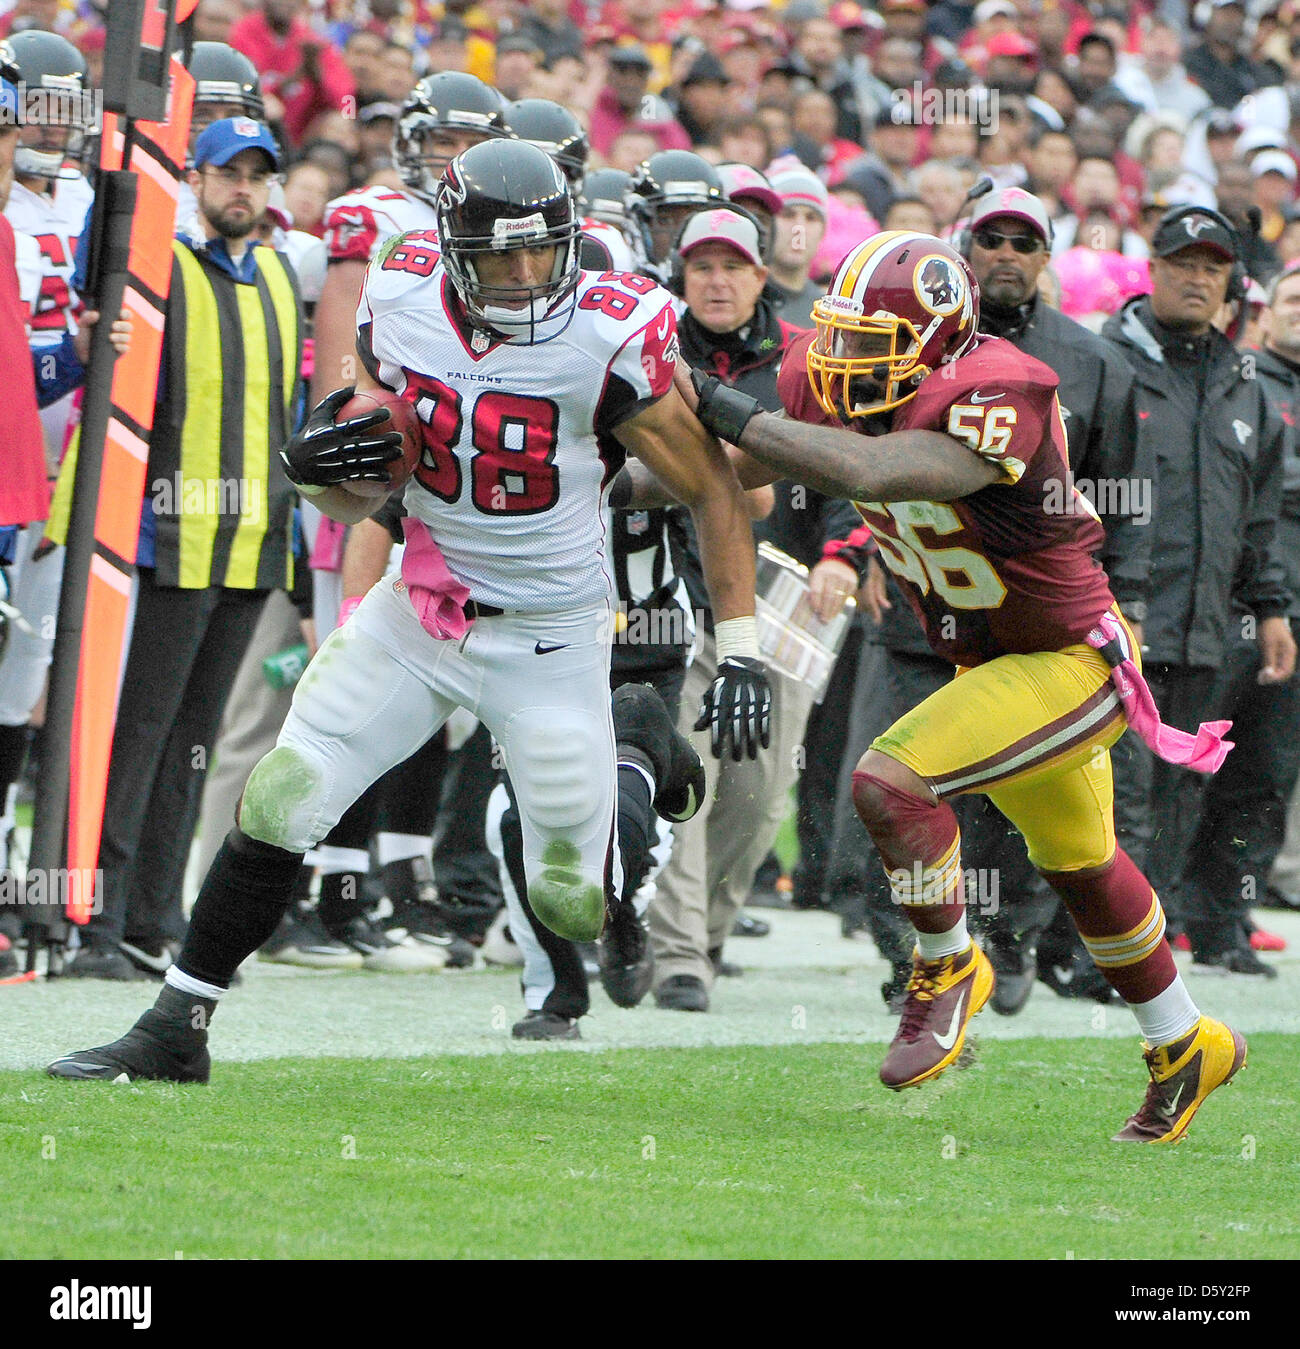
[492,212,545,242]
[818,294,864,316]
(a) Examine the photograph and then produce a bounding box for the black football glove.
[279,386,404,490]
[695,656,772,761]
[691,367,764,444]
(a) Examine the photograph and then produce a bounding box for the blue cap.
[193,116,280,170]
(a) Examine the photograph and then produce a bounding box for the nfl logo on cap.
[233,117,260,137]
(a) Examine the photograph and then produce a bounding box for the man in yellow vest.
[69,117,304,980]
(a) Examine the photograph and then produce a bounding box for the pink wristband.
[338,595,363,625]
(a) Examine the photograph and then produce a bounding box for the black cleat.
[1037,947,1121,1003]
[599,899,655,1007]
[987,933,1037,1016]
[731,911,770,938]
[612,683,706,823]
[381,856,476,968]
[654,973,709,1012]
[1190,946,1279,979]
[47,1021,210,1084]
[64,946,147,981]
[709,946,742,977]
[512,1009,581,1041]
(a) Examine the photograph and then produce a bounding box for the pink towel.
[1087,611,1233,773]
[310,515,345,571]
[400,516,471,641]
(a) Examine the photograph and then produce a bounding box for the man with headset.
[1102,204,1295,973]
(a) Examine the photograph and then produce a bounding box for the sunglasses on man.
[973,228,1045,254]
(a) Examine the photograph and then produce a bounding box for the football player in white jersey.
[3,30,94,460]
[48,139,771,1084]
[310,71,510,408]
[0,30,94,853]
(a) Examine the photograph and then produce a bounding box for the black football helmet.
[437,139,582,343]
[578,168,632,229]
[505,99,589,191]
[8,30,91,180]
[187,42,264,117]
[395,72,510,204]
[627,150,724,277]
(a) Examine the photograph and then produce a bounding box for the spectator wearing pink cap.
[768,165,829,325]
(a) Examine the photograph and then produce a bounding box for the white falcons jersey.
[5,174,93,343]
[323,184,438,264]
[579,218,639,275]
[358,234,680,612]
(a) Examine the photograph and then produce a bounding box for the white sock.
[617,759,656,799]
[309,845,370,875]
[165,966,227,1002]
[914,913,970,961]
[376,833,429,867]
[1129,979,1200,1046]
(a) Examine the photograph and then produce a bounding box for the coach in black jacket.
[1102,207,1295,952]
[1171,268,1300,972]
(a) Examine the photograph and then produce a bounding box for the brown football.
[335,389,422,498]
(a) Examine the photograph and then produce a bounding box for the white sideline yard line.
[3,909,1299,1070]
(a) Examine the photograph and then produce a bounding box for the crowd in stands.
[2,0,1300,1031]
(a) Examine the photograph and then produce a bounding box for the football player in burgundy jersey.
[46,140,768,1084]
[676,230,1247,1144]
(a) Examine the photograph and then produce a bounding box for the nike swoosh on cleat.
[534,642,570,655]
[1157,1082,1186,1120]
[118,941,173,972]
[932,991,968,1050]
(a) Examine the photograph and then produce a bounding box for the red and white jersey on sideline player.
[323,185,439,264]
[6,172,94,461]
[5,174,92,342]
[357,232,680,613]
[579,216,639,275]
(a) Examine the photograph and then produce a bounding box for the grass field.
[2,906,1298,1262]
[2,1036,1295,1261]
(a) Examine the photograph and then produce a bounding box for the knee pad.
[852,769,959,874]
[504,710,606,832]
[238,745,328,852]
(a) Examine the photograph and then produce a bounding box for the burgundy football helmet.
[807,231,980,421]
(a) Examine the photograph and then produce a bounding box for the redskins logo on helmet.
[807,231,979,421]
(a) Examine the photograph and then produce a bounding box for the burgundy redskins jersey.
[778,331,1116,666]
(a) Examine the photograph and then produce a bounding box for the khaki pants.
[649,631,818,990]
[193,590,302,880]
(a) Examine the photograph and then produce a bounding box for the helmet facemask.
[14,77,90,180]
[439,183,581,343]
[808,299,931,421]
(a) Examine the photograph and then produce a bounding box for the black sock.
[318,870,366,929]
[137,982,218,1045]
[0,723,28,804]
[616,765,654,904]
[177,829,303,987]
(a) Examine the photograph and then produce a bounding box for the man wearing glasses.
[65,116,304,979]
